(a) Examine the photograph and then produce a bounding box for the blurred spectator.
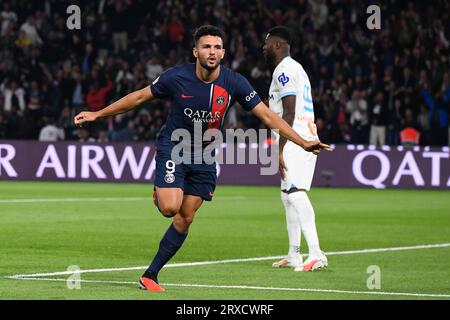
[335,92,350,143]
[110,0,131,54]
[110,118,138,141]
[71,71,87,113]
[19,15,42,46]
[417,105,431,145]
[27,80,42,117]
[75,127,95,142]
[3,105,22,139]
[136,109,152,140]
[86,80,113,112]
[319,93,342,143]
[97,128,109,143]
[81,43,97,75]
[114,59,133,94]
[309,0,328,30]
[58,103,76,140]
[145,57,164,81]
[422,83,449,146]
[369,91,388,147]
[38,117,65,142]
[3,80,26,113]
[387,99,403,146]
[346,90,369,144]
[166,15,185,45]
[1,2,17,37]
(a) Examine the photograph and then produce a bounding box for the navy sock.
[146,223,188,276]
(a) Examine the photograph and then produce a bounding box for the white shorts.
[281,141,317,191]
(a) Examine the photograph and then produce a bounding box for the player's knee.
[161,211,176,218]
[158,204,179,217]
[183,215,194,226]
[173,214,194,231]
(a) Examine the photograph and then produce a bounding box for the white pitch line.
[0,196,247,204]
[6,243,450,279]
[325,243,450,255]
[0,197,150,203]
[8,277,450,299]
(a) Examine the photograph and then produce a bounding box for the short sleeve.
[234,73,262,111]
[149,67,175,98]
[273,66,298,99]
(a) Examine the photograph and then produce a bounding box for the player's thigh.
[180,194,204,221]
[154,149,186,214]
[155,187,184,213]
[283,142,317,190]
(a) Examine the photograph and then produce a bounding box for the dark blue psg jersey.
[149,63,262,151]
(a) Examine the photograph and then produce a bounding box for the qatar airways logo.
[184,108,221,123]
[0,144,156,180]
[351,148,450,189]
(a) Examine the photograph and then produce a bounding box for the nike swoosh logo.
[181,94,194,98]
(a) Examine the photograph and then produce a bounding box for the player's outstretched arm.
[74,87,154,126]
[251,102,331,152]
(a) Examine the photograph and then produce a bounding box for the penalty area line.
[5,242,450,279]
[7,277,450,299]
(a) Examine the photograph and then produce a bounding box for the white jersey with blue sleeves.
[268,56,318,142]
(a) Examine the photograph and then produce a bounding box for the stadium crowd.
[0,0,449,146]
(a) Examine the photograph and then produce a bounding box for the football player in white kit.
[263,26,329,272]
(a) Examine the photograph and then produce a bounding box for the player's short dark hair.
[267,26,292,45]
[193,25,226,46]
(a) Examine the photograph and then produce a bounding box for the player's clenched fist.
[74,111,99,126]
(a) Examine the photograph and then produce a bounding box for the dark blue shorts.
[154,149,217,201]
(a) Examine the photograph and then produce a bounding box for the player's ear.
[193,47,198,58]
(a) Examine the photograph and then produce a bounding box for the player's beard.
[198,56,221,71]
[264,51,276,69]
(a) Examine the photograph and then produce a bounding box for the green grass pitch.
[0,181,449,300]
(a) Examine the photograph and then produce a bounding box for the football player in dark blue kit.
[74,25,330,291]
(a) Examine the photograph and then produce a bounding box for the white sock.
[288,191,322,259]
[281,192,301,260]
